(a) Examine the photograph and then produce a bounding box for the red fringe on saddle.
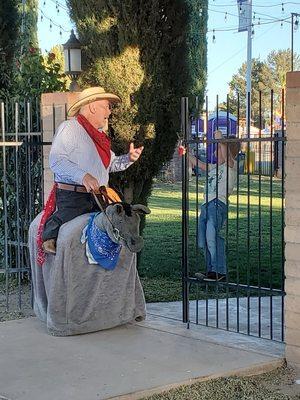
[36,183,57,267]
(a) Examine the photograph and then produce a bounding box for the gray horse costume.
[29,203,150,336]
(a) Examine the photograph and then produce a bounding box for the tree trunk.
[124,182,134,204]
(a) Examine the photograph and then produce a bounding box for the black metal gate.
[0,100,44,317]
[181,91,285,342]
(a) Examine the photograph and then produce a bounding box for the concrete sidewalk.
[0,310,284,400]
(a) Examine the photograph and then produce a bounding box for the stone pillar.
[285,71,300,370]
[41,92,79,201]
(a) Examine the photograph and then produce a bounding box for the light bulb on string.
[258,17,261,26]
[59,25,62,37]
[212,29,216,43]
[281,3,284,14]
[40,14,43,22]
[251,23,255,36]
[294,18,299,31]
[253,12,256,22]
[224,12,227,22]
[280,19,283,29]
[43,0,46,6]
[50,19,53,31]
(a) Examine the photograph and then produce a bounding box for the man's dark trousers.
[42,189,99,241]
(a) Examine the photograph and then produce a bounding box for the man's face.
[93,99,112,129]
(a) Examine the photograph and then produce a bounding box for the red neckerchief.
[77,114,111,168]
[36,183,57,266]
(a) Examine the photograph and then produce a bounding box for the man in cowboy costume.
[41,87,143,255]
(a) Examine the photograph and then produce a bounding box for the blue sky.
[38,0,300,106]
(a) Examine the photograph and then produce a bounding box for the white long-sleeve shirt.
[49,119,133,185]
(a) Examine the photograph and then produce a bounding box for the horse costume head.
[94,203,151,253]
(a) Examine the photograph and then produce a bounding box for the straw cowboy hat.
[68,87,121,117]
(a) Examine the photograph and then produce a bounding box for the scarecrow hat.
[68,87,121,117]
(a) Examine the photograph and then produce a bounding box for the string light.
[254,10,286,22]
[39,8,71,33]
[281,2,285,13]
[251,23,255,35]
[209,7,282,23]
[209,8,238,19]
[48,0,69,11]
[39,0,295,39]
[211,1,300,8]
[212,29,216,43]
[208,15,290,33]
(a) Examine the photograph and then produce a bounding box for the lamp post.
[63,29,82,91]
[291,13,300,71]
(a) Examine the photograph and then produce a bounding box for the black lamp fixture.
[63,29,82,91]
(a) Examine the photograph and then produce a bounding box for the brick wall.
[285,71,300,368]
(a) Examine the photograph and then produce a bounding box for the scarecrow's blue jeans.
[198,199,227,275]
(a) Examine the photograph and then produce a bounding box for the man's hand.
[82,173,100,192]
[129,143,144,162]
[178,145,186,156]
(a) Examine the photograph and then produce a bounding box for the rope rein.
[91,190,125,242]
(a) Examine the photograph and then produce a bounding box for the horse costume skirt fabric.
[29,213,146,336]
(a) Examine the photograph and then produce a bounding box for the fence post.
[285,71,300,370]
[181,97,189,324]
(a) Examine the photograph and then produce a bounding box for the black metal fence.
[181,91,285,342]
[0,100,43,314]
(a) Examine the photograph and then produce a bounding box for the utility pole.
[237,0,252,134]
[246,0,252,133]
[291,13,300,71]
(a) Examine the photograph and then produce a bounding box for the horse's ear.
[132,204,151,215]
[112,203,124,215]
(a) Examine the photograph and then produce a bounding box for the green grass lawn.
[139,175,284,302]
[141,366,299,400]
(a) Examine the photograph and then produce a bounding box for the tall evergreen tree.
[0,0,39,98]
[21,0,39,49]
[0,0,19,96]
[68,0,208,204]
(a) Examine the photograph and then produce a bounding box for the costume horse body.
[29,203,150,336]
